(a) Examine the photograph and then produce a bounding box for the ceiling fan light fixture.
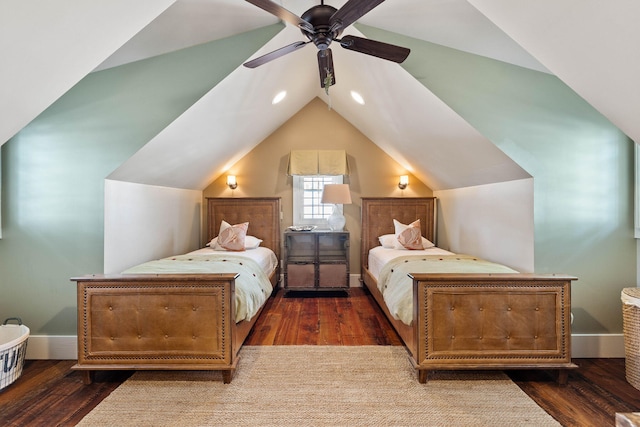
[272,91,287,104]
[351,90,365,105]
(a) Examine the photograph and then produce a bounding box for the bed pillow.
[394,219,422,250]
[392,219,436,250]
[420,236,436,249]
[207,235,262,250]
[216,221,249,251]
[378,234,397,248]
[243,235,262,249]
[378,233,435,250]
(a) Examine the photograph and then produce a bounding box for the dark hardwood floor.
[1,287,639,426]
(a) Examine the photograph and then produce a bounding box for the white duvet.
[122,247,277,323]
[368,246,455,280]
[369,246,518,325]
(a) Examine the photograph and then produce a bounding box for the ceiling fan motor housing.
[301,5,341,50]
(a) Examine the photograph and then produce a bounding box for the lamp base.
[327,205,346,231]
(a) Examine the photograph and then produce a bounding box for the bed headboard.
[360,197,436,274]
[206,197,281,261]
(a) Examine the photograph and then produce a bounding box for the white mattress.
[187,246,278,277]
[368,246,454,280]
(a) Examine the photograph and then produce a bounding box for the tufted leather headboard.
[206,197,281,261]
[360,197,436,275]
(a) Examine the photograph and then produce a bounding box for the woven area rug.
[78,346,560,426]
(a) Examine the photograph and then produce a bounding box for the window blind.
[287,150,349,175]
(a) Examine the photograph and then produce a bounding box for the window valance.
[287,150,349,175]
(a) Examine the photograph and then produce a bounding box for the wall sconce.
[226,175,238,190]
[398,175,409,190]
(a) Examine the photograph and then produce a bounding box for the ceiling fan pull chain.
[324,69,333,110]
[324,68,333,95]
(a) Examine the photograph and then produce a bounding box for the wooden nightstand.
[284,230,349,292]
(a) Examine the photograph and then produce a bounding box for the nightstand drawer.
[318,263,347,288]
[286,263,315,288]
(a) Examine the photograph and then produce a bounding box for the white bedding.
[122,247,277,323]
[369,246,518,325]
[368,246,454,280]
[187,247,278,275]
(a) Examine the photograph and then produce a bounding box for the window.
[293,175,343,227]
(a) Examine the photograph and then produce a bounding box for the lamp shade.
[321,184,351,231]
[321,184,352,205]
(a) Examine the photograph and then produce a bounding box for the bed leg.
[557,369,569,386]
[81,370,93,385]
[418,369,429,384]
[222,369,235,384]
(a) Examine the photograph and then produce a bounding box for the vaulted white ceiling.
[2,0,638,191]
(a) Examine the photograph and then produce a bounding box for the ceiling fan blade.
[318,49,336,89]
[245,0,314,33]
[329,0,386,33]
[339,35,410,63]
[243,41,309,68]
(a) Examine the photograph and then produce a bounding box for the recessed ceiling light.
[272,91,287,105]
[350,90,365,105]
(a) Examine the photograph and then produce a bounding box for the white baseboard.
[350,274,362,288]
[25,335,77,360]
[25,334,626,361]
[572,333,625,358]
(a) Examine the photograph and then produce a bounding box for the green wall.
[0,25,281,334]
[360,25,635,333]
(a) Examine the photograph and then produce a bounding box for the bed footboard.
[411,273,578,383]
[72,274,243,384]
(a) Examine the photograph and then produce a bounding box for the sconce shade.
[398,175,409,190]
[321,184,352,204]
[227,175,237,190]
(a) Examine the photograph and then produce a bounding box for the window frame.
[292,175,344,227]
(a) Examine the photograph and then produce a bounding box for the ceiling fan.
[243,0,410,89]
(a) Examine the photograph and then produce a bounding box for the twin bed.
[72,197,280,384]
[360,197,577,383]
[73,196,576,384]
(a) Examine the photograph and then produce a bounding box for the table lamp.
[321,184,352,231]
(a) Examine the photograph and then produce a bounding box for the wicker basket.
[622,288,640,391]
[0,317,29,392]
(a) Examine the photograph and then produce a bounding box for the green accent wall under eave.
[0,25,282,335]
[358,24,635,334]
